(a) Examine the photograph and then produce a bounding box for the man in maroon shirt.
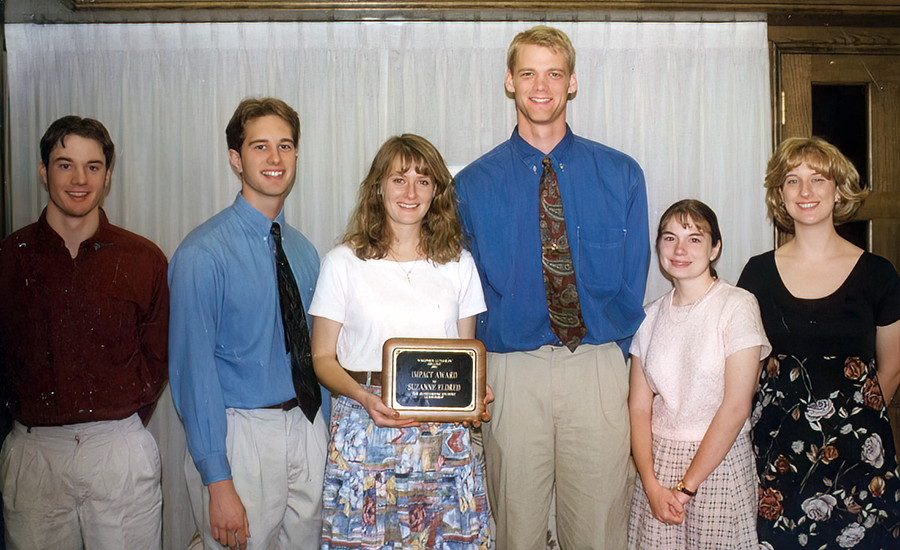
[0,116,169,550]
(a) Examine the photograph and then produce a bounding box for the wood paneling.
[778,54,811,141]
[770,27,900,54]
[871,87,900,198]
[810,55,900,83]
[869,81,900,269]
[859,193,900,220]
[69,0,900,14]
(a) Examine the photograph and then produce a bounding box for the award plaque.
[382,338,486,422]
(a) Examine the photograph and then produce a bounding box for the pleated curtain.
[5,19,771,548]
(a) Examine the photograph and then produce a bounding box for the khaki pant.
[185,407,327,550]
[1,415,162,550]
[483,343,634,550]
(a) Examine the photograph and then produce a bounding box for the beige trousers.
[184,407,327,550]
[483,343,635,550]
[0,414,162,550]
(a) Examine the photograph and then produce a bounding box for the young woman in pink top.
[627,199,770,549]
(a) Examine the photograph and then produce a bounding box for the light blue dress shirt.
[168,193,320,485]
[456,126,650,355]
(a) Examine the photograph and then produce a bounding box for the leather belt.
[347,370,382,387]
[261,397,299,411]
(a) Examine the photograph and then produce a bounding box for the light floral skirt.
[321,392,492,550]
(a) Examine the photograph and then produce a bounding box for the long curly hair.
[343,134,464,264]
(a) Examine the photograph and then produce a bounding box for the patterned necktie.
[539,157,587,352]
[271,222,320,422]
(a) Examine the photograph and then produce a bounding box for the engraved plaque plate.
[382,338,486,422]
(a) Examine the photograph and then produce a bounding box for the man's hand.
[208,479,250,550]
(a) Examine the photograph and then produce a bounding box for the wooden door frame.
[768,25,900,147]
[768,26,900,245]
[768,26,900,135]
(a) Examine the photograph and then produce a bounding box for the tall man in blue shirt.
[169,97,326,550]
[456,26,650,549]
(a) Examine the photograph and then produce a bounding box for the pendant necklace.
[388,250,417,283]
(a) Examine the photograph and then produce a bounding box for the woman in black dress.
[738,137,900,548]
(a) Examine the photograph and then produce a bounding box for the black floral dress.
[738,251,900,549]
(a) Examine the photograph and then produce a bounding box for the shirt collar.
[510,124,575,171]
[36,207,114,252]
[231,192,286,238]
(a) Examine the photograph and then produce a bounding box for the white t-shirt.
[309,244,487,372]
[629,281,771,442]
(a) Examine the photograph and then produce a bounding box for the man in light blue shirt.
[169,98,327,550]
[456,27,649,549]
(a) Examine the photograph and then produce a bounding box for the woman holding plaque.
[628,199,770,549]
[309,134,491,549]
[738,137,900,548]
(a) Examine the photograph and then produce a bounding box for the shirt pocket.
[576,226,626,295]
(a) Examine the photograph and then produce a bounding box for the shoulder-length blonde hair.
[343,134,464,264]
[764,136,868,233]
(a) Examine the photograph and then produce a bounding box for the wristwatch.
[674,480,696,497]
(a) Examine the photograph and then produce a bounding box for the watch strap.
[675,480,697,497]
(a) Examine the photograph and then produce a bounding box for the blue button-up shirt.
[456,126,650,354]
[168,193,319,484]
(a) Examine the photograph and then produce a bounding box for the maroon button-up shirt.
[0,209,169,427]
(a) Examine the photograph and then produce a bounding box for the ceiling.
[6,0,900,25]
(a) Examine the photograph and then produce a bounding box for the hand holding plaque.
[382,338,487,422]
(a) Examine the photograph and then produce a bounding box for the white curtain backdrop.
[5,20,772,549]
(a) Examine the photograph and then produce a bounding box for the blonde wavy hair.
[343,134,464,264]
[765,137,868,233]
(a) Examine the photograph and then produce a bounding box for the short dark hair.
[225,97,300,153]
[40,116,115,169]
